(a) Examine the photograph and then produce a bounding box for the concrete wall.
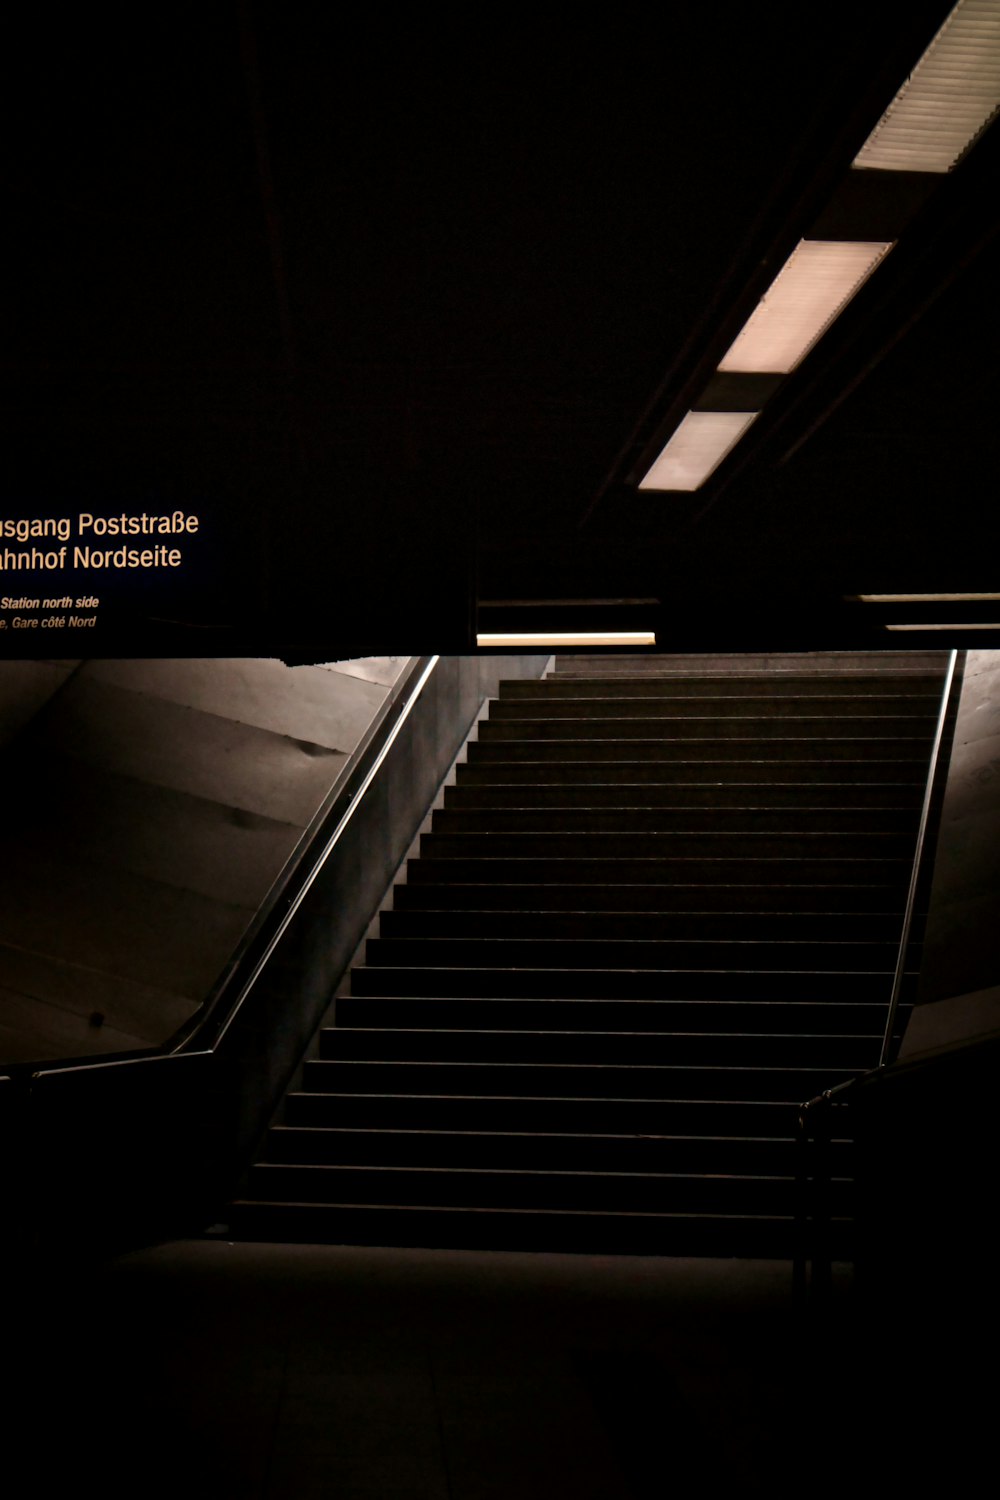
[904,650,1000,1055]
[209,652,551,1181]
[0,657,409,1064]
[9,653,551,1254]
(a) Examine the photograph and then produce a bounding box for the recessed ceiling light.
[476,631,656,647]
[718,240,893,374]
[639,411,757,491]
[854,0,1000,173]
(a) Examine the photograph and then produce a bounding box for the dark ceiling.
[4,2,999,656]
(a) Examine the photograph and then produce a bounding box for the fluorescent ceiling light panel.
[639,411,757,491]
[718,240,892,374]
[886,622,1000,631]
[477,631,656,647]
[860,592,1000,602]
[854,0,1000,173]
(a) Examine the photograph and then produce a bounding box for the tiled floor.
[9,1239,962,1498]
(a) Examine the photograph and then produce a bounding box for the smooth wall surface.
[0,657,409,1063]
[907,650,1000,1052]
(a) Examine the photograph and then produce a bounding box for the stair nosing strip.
[252,1162,801,1183]
[327,1027,883,1041]
[308,1059,859,1075]
[269,1126,806,1143]
[231,1200,801,1223]
[288,1090,809,1104]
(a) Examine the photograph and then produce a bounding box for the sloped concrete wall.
[0,657,409,1063]
[905,650,1000,1054]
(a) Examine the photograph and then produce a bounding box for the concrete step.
[431,805,918,834]
[420,832,916,862]
[227,1199,830,1256]
[379,907,907,942]
[334,994,895,1035]
[282,1091,805,1135]
[349,965,908,1000]
[501,674,946,699]
[549,652,948,674]
[260,1124,851,1174]
[407,854,910,885]
[363,935,904,973]
[301,1057,858,1100]
[321,1026,880,1069]
[477,716,937,742]
[455,757,930,784]
[467,736,934,762]
[392,881,908,913]
[489,694,942,720]
[445,780,925,809]
[244,1160,845,1214]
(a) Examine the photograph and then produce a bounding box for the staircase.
[230,651,949,1255]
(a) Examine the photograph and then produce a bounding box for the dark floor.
[11,1239,907,1499]
[13,1233,994,1498]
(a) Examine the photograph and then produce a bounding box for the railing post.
[794,1106,810,1302]
[812,1116,832,1303]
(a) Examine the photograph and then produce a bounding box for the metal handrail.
[879,648,959,1067]
[195,653,440,1054]
[797,649,964,1298]
[212,653,439,1049]
[6,654,439,1081]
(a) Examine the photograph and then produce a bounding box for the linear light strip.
[886,622,1000,630]
[718,240,893,375]
[639,410,757,491]
[476,631,656,647]
[859,592,1000,602]
[854,0,1000,172]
